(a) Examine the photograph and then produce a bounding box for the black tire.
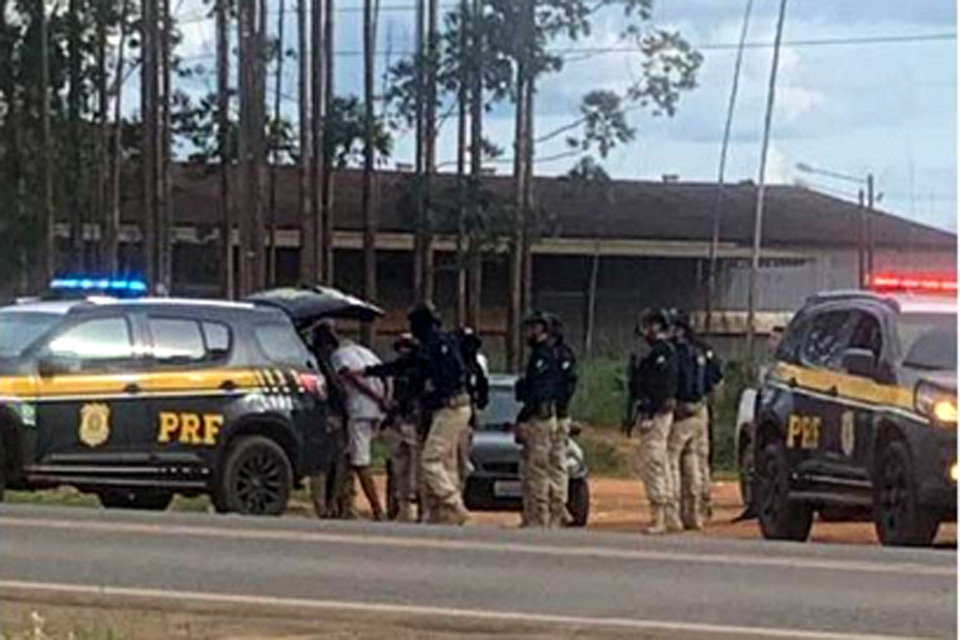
[219,435,292,516]
[756,441,814,541]
[738,433,754,508]
[873,441,940,547]
[567,478,590,527]
[98,490,174,511]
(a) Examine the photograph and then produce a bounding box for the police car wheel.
[98,490,174,511]
[756,442,813,541]
[873,441,940,547]
[220,436,292,516]
[566,478,590,527]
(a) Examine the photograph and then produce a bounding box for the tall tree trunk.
[216,0,233,297]
[159,0,173,293]
[297,0,312,286]
[107,0,130,276]
[238,0,265,295]
[320,0,335,283]
[466,0,483,329]
[309,0,326,284]
[412,0,425,300]
[37,0,55,280]
[454,0,469,327]
[68,0,84,270]
[419,0,438,303]
[361,0,377,345]
[507,67,527,371]
[95,6,109,271]
[141,0,159,288]
[521,73,534,318]
[268,0,287,286]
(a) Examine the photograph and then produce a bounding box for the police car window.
[149,318,206,363]
[255,322,309,366]
[48,317,134,362]
[899,313,957,371]
[799,311,856,370]
[202,321,231,356]
[0,312,60,358]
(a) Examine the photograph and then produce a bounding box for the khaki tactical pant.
[637,411,675,508]
[548,417,571,527]
[421,396,472,523]
[670,403,706,528]
[457,421,475,494]
[519,414,557,528]
[696,408,712,512]
[385,420,420,522]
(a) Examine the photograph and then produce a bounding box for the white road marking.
[0,515,953,577]
[0,579,933,640]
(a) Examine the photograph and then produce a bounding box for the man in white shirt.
[330,330,388,521]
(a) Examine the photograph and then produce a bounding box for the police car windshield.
[0,312,61,358]
[899,312,956,371]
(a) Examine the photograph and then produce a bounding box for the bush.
[568,357,755,473]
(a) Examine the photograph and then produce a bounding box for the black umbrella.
[247,286,384,326]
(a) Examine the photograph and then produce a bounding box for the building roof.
[149,164,955,250]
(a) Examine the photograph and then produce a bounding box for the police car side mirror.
[569,423,583,438]
[842,348,878,380]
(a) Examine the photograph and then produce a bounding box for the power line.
[176,31,957,64]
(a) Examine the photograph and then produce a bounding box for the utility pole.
[311,0,326,284]
[858,188,865,288]
[746,0,788,369]
[866,173,875,284]
[268,0,287,286]
[706,0,753,334]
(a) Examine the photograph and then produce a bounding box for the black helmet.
[545,312,564,337]
[407,301,441,327]
[637,308,669,334]
[523,310,550,329]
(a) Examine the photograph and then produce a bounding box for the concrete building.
[92,164,957,359]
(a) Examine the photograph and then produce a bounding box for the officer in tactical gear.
[405,302,472,525]
[548,313,578,527]
[363,333,424,522]
[672,310,723,522]
[515,311,562,528]
[629,309,680,534]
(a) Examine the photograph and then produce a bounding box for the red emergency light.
[871,273,958,294]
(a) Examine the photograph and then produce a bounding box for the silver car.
[464,374,590,526]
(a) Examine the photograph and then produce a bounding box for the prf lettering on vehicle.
[157,412,224,445]
[787,414,821,450]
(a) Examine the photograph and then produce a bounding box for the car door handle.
[124,383,141,395]
[219,380,237,392]
[788,377,798,388]
[827,386,839,397]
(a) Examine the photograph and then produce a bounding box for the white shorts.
[347,418,378,468]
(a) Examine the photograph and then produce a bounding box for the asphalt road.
[0,505,955,640]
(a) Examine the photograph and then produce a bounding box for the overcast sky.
[175,0,958,232]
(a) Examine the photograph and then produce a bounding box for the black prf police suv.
[0,295,330,515]
[753,277,957,546]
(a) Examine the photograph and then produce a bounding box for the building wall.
[163,240,956,363]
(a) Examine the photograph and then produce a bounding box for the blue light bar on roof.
[49,277,148,294]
